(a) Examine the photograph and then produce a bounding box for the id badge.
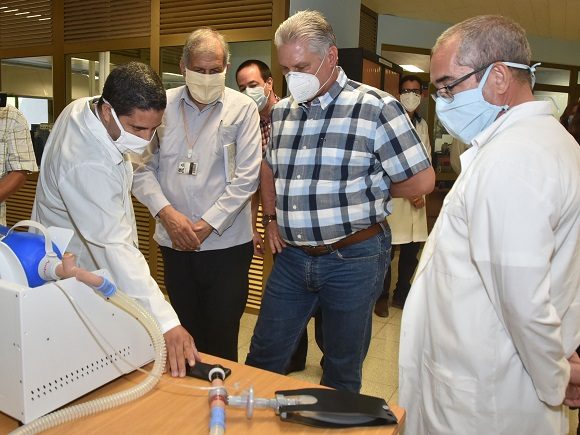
[178,161,198,175]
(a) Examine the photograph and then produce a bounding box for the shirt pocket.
[216,124,239,157]
[318,138,371,181]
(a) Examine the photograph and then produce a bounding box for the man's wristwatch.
[262,214,277,227]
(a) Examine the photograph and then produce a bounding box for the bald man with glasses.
[398,15,580,435]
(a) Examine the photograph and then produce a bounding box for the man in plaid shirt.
[246,10,434,392]
[0,105,37,226]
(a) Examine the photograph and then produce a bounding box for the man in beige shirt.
[0,105,38,226]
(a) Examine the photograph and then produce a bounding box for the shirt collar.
[261,94,280,123]
[472,101,553,149]
[462,101,553,172]
[84,97,124,165]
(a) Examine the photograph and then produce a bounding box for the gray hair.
[433,15,532,84]
[182,27,230,67]
[274,10,336,58]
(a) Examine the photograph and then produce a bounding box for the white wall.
[1,63,101,101]
[377,15,580,67]
[527,35,580,67]
[290,0,361,49]
[377,15,446,53]
[1,64,53,97]
[226,40,272,90]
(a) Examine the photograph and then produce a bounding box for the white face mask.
[400,92,421,113]
[103,98,154,155]
[244,85,269,111]
[185,68,226,104]
[285,52,333,103]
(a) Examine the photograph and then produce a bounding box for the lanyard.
[181,99,220,159]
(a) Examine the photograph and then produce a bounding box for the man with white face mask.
[33,62,200,378]
[132,28,261,362]
[236,59,324,375]
[235,59,280,256]
[374,75,431,317]
[399,15,580,434]
[245,10,435,392]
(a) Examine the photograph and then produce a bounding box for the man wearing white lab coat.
[399,15,580,434]
[33,62,200,378]
[375,75,431,316]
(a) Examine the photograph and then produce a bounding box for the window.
[17,97,49,125]
[535,66,570,86]
[533,91,569,119]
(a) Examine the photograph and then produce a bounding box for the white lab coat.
[399,101,580,435]
[387,116,431,244]
[32,97,180,333]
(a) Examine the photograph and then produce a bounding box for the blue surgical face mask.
[435,62,538,144]
[244,85,269,111]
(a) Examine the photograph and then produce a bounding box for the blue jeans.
[246,227,390,392]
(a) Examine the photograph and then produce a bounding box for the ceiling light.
[400,64,424,73]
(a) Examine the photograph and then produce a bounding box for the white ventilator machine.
[0,221,161,432]
[0,221,398,434]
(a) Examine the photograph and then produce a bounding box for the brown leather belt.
[293,222,385,257]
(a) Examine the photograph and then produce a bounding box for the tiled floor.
[237,304,402,403]
[237,249,579,434]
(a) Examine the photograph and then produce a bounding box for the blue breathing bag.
[0,224,62,287]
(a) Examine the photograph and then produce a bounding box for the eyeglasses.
[432,64,490,103]
[400,89,422,95]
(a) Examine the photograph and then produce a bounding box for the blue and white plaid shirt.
[266,68,431,245]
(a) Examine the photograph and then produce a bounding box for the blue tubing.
[95,277,117,297]
[210,407,225,430]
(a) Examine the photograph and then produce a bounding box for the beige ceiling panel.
[512,1,537,37]
[362,0,579,42]
[547,1,566,43]
[566,0,580,40]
